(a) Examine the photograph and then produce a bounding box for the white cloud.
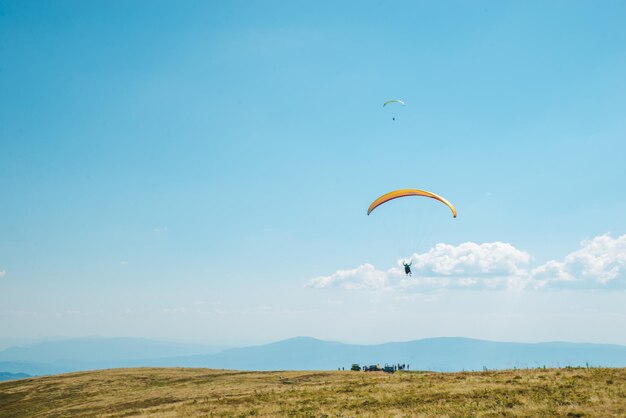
[307,263,393,290]
[410,241,530,277]
[307,234,626,292]
[0,270,5,279]
[308,242,530,292]
[531,234,626,290]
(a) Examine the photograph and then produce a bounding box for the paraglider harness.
[403,261,412,276]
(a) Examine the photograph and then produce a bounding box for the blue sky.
[1,1,625,347]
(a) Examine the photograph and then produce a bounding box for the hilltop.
[0,367,624,417]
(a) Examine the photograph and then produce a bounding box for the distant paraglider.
[383,99,405,120]
[383,99,405,107]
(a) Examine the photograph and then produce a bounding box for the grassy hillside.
[0,367,624,417]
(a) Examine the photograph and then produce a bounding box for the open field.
[0,367,624,417]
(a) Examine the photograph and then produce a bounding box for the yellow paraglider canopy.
[367,189,457,218]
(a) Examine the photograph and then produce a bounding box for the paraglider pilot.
[403,261,412,276]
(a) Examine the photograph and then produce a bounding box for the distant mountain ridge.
[0,337,230,375]
[0,337,227,363]
[0,361,70,377]
[0,371,31,381]
[1,336,625,376]
[151,336,626,372]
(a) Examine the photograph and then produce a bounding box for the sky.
[1,0,625,348]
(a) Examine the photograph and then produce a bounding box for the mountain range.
[1,336,624,377]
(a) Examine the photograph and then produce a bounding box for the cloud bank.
[307,234,626,292]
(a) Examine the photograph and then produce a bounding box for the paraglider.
[402,261,412,276]
[383,99,405,120]
[367,189,457,218]
[383,99,405,107]
[368,189,457,278]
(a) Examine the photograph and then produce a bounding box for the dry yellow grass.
[0,367,624,417]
